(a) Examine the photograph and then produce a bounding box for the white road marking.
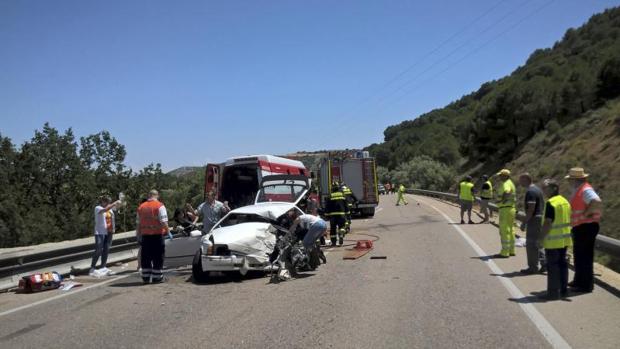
[421,200,571,349]
[0,273,133,318]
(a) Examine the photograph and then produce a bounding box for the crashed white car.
[165,175,309,281]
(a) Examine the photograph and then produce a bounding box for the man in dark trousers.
[518,173,546,274]
[137,190,170,284]
[539,179,572,300]
[566,167,602,293]
[325,183,348,246]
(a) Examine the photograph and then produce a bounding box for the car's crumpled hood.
[229,202,297,221]
[210,222,277,256]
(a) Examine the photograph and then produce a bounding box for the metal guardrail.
[0,225,196,290]
[407,188,620,257]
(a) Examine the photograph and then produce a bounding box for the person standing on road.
[195,190,231,234]
[518,173,546,274]
[496,169,517,258]
[325,183,348,246]
[539,179,572,300]
[457,176,475,224]
[566,167,602,293]
[396,184,408,206]
[90,195,122,276]
[137,190,170,284]
[341,182,356,234]
[479,175,493,223]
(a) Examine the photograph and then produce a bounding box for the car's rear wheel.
[192,250,210,283]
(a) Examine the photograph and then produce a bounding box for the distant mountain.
[167,166,203,177]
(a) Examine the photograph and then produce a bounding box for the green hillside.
[368,7,620,170]
[367,7,620,244]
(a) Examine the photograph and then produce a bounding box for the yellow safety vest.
[497,179,516,208]
[543,195,573,249]
[459,181,474,202]
[481,180,493,199]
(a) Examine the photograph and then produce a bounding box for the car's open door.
[164,233,203,268]
[204,163,222,200]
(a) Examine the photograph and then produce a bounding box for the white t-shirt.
[299,214,322,230]
[94,206,115,235]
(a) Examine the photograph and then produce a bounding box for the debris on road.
[370,256,387,260]
[343,240,373,260]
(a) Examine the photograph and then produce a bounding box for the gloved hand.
[520,222,527,232]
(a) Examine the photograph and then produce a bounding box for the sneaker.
[460,220,465,224]
[539,266,547,274]
[88,268,96,276]
[339,237,344,246]
[468,220,474,224]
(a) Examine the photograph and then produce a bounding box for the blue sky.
[1,0,618,171]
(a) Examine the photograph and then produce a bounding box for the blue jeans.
[303,220,327,250]
[91,234,112,269]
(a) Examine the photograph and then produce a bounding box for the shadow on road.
[490,271,531,278]
[509,291,578,304]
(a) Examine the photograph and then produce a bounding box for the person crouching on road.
[479,175,493,223]
[566,167,602,293]
[496,169,517,258]
[539,179,572,300]
[289,209,327,251]
[396,184,408,206]
[518,173,546,274]
[137,190,171,284]
[458,176,475,224]
[90,195,122,276]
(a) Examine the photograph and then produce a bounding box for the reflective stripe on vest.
[543,195,573,249]
[498,179,516,208]
[480,180,493,199]
[459,182,474,202]
[570,183,601,227]
[138,200,166,235]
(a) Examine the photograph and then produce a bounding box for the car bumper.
[201,254,269,272]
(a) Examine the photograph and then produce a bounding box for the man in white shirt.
[195,191,230,234]
[90,195,121,276]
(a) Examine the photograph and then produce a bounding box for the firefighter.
[325,183,348,246]
[496,169,517,258]
[136,189,171,284]
[341,182,356,234]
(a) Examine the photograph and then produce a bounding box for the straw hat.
[497,169,511,176]
[565,167,589,179]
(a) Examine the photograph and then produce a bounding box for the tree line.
[0,124,204,248]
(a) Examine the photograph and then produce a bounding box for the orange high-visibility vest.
[138,200,167,235]
[570,183,601,227]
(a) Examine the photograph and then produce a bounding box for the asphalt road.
[1,194,619,348]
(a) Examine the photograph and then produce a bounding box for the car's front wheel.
[192,250,210,283]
